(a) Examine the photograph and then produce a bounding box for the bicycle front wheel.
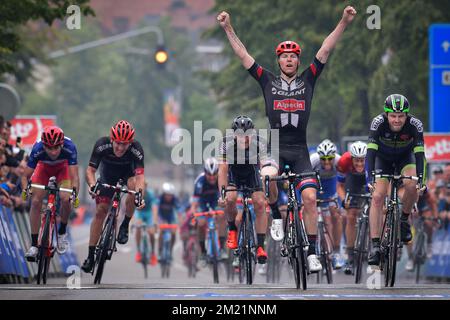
[210,231,219,284]
[355,217,369,284]
[321,228,333,284]
[294,209,308,290]
[94,215,114,284]
[37,210,51,285]
[142,236,149,279]
[384,207,400,287]
[287,208,302,289]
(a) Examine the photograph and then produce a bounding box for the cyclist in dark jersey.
[366,94,427,267]
[81,120,145,273]
[218,6,357,272]
[191,158,228,262]
[218,116,276,265]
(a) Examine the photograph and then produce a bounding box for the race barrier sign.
[0,203,79,283]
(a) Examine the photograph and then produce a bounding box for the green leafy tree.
[0,0,94,81]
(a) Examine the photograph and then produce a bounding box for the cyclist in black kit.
[218,115,276,264]
[81,120,146,273]
[366,94,427,266]
[217,6,356,272]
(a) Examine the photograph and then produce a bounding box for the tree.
[0,0,94,82]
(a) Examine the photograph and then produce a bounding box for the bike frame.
[264,167,322,290]
[222,186,257,285]
[315,198,337,284]
[29,177,75,285]
[345,192,372,284]
[92,180,138,284]
[374,172,419,287]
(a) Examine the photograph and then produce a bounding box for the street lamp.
[48,26,166,60]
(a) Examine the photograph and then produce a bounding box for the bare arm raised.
[217,11,255,69]
[316,6,357,64]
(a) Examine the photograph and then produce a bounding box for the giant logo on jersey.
[273,99,305,112]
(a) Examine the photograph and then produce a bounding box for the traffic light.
[155,46,168,66]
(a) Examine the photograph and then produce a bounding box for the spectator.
[438,183,450,230]
[0,116,26,209]
[1,121,24,168]
[444,164,450,184]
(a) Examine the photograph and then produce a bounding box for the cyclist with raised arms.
[81,120,145,273]
[336,141,368,274]
[23,126,80,261]
[310,139,344,270]
[217,6,356,272]
[366,94,426,267]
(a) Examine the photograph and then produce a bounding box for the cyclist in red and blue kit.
[23,126,80,261]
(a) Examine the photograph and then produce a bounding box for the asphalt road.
[1,224,449,300]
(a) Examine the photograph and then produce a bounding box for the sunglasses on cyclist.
[320,156,335,161]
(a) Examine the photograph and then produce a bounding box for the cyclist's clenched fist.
[217,11,231,29]
[342,6,357,24]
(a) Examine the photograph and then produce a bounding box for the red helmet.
[41,126,64,147]
[110,120,135,143]
[276,41,301,56]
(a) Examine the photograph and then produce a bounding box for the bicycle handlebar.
[221,185,261,201]
[344,192,372,207]
[316,198,339,206]
[159,224,178,230]
[97,182,137,195]
[372,172,419,182]
[30,183,73,194]
[194,210,224,218]
[264,169,323,198]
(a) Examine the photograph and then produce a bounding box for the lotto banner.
[8,115,57,152]
[424,133,450,162]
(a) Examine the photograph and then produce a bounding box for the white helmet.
[350,141,367,158]
[162,182,175,195]
[317,139,337,157]
[204,157,219,175]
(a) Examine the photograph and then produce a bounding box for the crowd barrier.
[0,203,79,284]
[425,223,450,280]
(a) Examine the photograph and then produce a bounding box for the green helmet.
[384,94,410,113]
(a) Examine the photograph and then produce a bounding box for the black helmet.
[384,94,410,113]
[231,115,254,131]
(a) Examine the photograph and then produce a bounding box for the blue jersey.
[192,173,219,211]
[27,137,78,168]
[310,152,340,199]
[158,194,180,223]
